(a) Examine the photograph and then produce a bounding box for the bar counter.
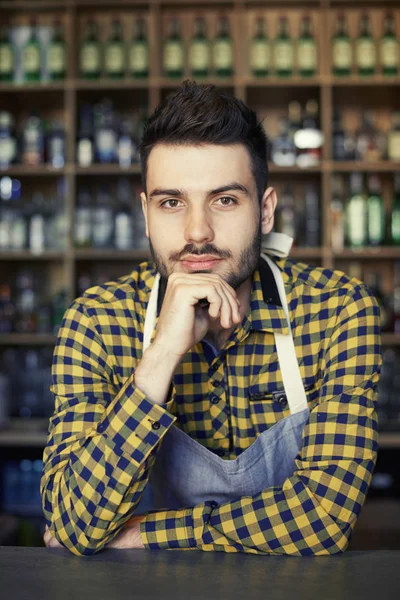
[1,547,399,599]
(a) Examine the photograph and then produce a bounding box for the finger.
[212,284,234,329]
[174,273,241,321]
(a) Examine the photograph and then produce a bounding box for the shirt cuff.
[140,507,197,549]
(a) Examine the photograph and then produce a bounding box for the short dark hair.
[138,79,269,203]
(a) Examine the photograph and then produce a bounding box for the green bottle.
[346,173,367,248]
[332,13,352,76]
[22,18,41,82]
[297,15,317,77]
[380,13,399,77]
[105,19,125,79]
[189,17,210,78]
[356,13,376,77]
[0,23,14,82]
[80,19,101,79]
[249,16,270,77]
[129,18,149,79]
[273,16,293,78]
[391,174,400,245]
[367,175,385,246]
[163,17,184,79]
[47,20,66,81]
[213,16,233,78]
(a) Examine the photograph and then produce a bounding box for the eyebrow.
[148,182,251,201]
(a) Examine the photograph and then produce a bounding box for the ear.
[260,187,278,235]
[140,192,149,238]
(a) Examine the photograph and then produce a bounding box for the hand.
[43,524,63,548]
[153,271,241,358]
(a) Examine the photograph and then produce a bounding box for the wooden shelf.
[1,165,67,176]
[0,251,65,261]
[334,248,400,260]
[75,164,141,175]
[0,334,57,345]
[74,248,150,260]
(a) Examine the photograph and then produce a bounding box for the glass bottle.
[331,176,345,253]
[22,114,44,166]
[380,13,399,77]
[213,16,233,78]
[47,19,66,81]
[0,284,15,333]
[0,111,17,169]
[303,182,320,247]
[14,270,37,333]
[189,17,210,78]
[92,184,114,248]
[332,13,352,76]
[270,117,296,166]
[277,184,296,241]
[118,119,134,168]
[163,17,184,79]
[94,100,117,164]
[355,111,386,162]
[356,13,376,77]
[0,23,15,82]
[387,112,400,162]
[367,175,385,246]
[114,178,134,250]
[104,19,125,79]
[391,174,400,246]
[29,192,46,254]
[129,18,149,78]
[80,19,101,79]
[293,99,324,167]
[273,16,293,77]
[46,120,65,168]
[77,105,94,167]
[22,18,41,82]
[249,16,270,78]
[297,15,317,77]
[74,185,92,248]
[346,173,367,248]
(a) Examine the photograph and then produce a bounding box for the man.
[42,79,381,556]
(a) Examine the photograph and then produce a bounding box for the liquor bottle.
[94,100,117,163]
[303,183,319,247]
[14,270,37,333]
[0,111,18,169]
[0,284,15,333]
[114,178,134,249]
[297,15,317,77]
[46,120,65,168]
[74,186,92,247]
[22,114,44,166]
[92,185,114,248]
[0,23,15,82]
[129,17,149,78]
[346,173,367,248]
[273,16,293,77]
[47,20,66,81]
[270,117,296,166]
[118,119,134,168]
[80,19,101,79]
[391,174,400,246]
[213,16,233,78]
[47,182,67,251]
[29,192,46,254]
[387,112,400,162]
[163,17,184,79]
[355,111,385,162]
[287,100,302,139]
[249,16,270,77]
[356,13,376,77]
[189,17,210,78]
[332,109,346,161]
[104,19,125,79]
[380,13,399,77]
[277,184,296,240]
[367,175,385,246]
[294,99,324,167]
[22,18,41,82]
[331,176,345,253]
[332,13,352,76]
[9,182,27,251]
[77,105,94,167]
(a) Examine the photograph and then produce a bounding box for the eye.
[216,196,238,206]
[160,199,183,208]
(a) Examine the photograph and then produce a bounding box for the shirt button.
[212,380,221,387]
[210,395,220,404]
[210,363,219,372]
[274,393,288,408]
[225,406,231,416]
[151,421,160,430]
[98,422,106,433]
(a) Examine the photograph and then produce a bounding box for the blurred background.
[0,0,400,550]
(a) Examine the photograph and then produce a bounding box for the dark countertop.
[1,547,400,600]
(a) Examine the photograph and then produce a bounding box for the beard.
[149,217,262,293]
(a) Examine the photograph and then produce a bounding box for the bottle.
[332,14,352,76]
[249,16,270,77]
[0,284,15,333]
[331,176,345,253]
[277,184,296,240]
[387,112,400,162]
[273,16,293,77]
[14,270,37,333]
[332,109,346,161]
[47,181,67,251]
[380,13,399,77]
[94,100,117,163]
[287,100,302,139]
[189,17,210,78]
[213,16,233,78]
[129,17,149,78]
[270,117,296,166]
[163,17,184,79]
[92,185,114,248]
[346,173,367,248]
[0,111,18,169]
[294,99,324,167]
[74,186,92,248]
[29,192,46,254]
[80,19,101,79]
[46,120,65,168]
[391,174,400,246]
[104,19,125,79]
[367,175,385,246]
[297,15,317,77]
[356,13,376,77]
[22,114,44,166]
[47,20,66,81]
[0,23,15,82]
[303,183,319,247]
[355,111,385,162]
[77,105,94,167]
[114,178,134,250]
[22,18,41,82]
[118,119,134,168]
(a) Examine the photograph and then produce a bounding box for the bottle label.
[332,40,352,68]
[213,40,233,69]
[356,39,376,68]
[105,45,124,73]
[81,44,100,72]
[298,41,317,70]
[164,42,184,70]
[250,40,270,70]
[23,46,40,72]
[189,41,209,70]
[381,39,399,68]
[0,46,13,72]
[274,41,293,70]
[47,44,65,73]
[129,43,148,71]
[388,132,400,161]
[77,139,93,167]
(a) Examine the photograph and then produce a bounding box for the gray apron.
[135,233,310,512]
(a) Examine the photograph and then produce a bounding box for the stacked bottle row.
[272,182,320,247]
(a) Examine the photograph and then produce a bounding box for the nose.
[184,206,214,245]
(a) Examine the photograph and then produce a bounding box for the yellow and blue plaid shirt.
[40,255,381,556]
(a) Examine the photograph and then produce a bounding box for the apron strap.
[143,272,160,354]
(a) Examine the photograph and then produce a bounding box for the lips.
[181,257,222,269]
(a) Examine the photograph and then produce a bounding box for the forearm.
[134,342,181,406]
